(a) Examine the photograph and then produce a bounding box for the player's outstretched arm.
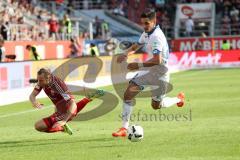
[29,89,42,109]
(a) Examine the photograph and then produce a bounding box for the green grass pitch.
[0,68,239,160]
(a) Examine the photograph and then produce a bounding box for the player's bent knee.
[34,121,47,132]
[34,123,42,132]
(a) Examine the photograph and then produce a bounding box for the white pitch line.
[0,105,53,119]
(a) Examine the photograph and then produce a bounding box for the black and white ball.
[127,125,144,142]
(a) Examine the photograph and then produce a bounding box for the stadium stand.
[124,0,240,38]
[0,0,52,41]
[0,0,240,61]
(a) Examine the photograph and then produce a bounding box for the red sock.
[76,98,91,113]
[46,126,64,133]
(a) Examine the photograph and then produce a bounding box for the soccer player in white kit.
[112,9,185,137]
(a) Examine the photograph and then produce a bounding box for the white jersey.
[130,25,170,101]
[138,25,169,65]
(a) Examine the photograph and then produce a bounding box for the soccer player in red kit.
[29,68,104,135]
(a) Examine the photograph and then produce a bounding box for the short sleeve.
[151,36,163,55]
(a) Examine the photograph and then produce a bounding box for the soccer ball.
[127,125,144,142]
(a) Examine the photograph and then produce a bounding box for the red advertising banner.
[172,37,240,52]
[3,41,71,61]
[169,50,240,68]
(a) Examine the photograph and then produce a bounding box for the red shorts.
[43,102,77,128]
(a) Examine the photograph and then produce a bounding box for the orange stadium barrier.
[4,41,71,61]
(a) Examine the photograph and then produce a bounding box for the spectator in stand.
[66,0,74,15]
[94,16,101,38]
[160,10,171,33]
[222,40,231,50]
[0,22,9,40]
[101,19,110,39]
[26,45,41,60]
[67,38,79,58]
[37,10,44,23]
[156,8,162,24]
[48,14,59,40]
[2,0,240,41]
[76,33,85,56]
[68,33,85,57]
[37,32,46,41]
[230,6,239,18]
[0,0,55,41]
[230,6,240,34]
[2,10,10,23]
[89,43,99,56]
[231,16,240,35]
[185,16,194,37]
[235,0,240,10]
[221,15,231,35]
[223,0,232,11]
[63,14,72,36]
[113,0,127,17]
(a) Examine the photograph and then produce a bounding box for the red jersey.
[48,19,58,32]
[34,75,74,113]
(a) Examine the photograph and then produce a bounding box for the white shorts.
[129,65,170,102]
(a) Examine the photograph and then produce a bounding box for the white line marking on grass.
[0,105,53,119]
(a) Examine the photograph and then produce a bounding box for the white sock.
[161,97,181,108]
[122,101,133,129]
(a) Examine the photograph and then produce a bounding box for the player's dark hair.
[37,68,51,78]
[141,8,156,20]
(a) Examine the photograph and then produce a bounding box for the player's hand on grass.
[52,120,67,128]
[127,62,139,71]
[33,102,43,109]
[117,54,127,63]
